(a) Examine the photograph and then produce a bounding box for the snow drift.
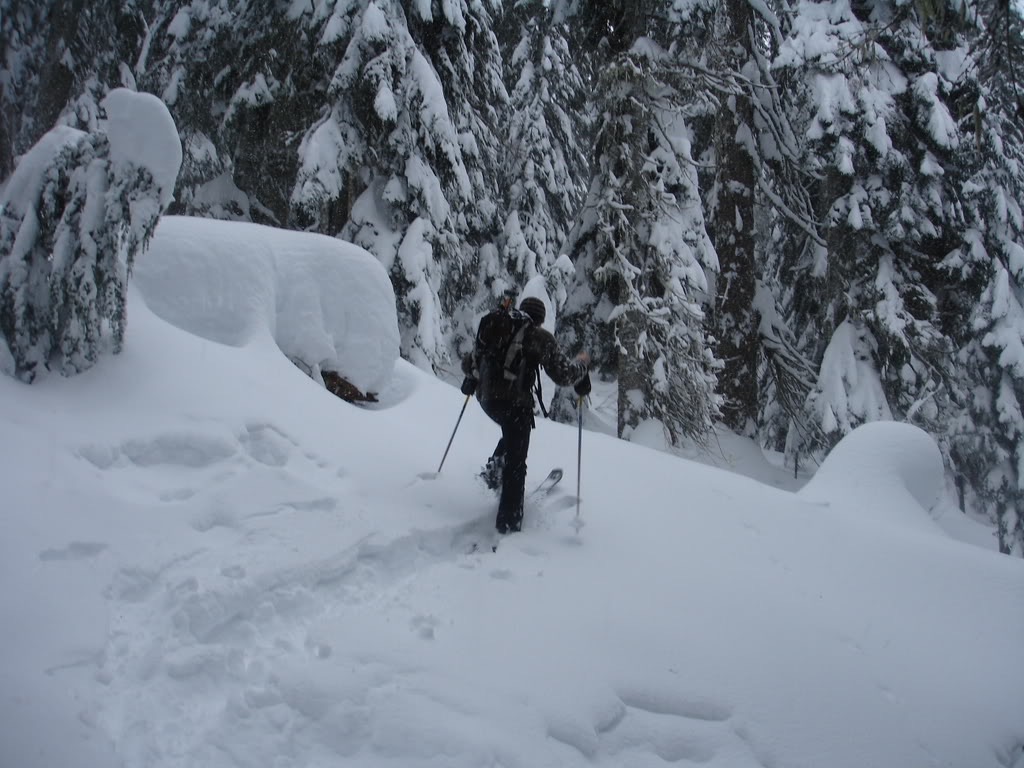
[799,420,946,532]
[134,216,400,394]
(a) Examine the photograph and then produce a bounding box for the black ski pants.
[480,398,533,533]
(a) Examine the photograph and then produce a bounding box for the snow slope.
[1,229,1023,768]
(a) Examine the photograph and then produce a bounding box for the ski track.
[79,423,755,768]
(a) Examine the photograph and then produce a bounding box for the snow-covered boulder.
[133,216,399,396]
[798,421,946,533]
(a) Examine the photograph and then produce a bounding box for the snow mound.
[134,216,399,394]
[799,421,946,532]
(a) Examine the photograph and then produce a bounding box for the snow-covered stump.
[0,89,181,382]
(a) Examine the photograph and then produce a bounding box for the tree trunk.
[616,306,646,438]
[711,0,759,435]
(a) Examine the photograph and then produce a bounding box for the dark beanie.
[519,297,546,325]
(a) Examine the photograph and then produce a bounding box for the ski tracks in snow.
[81,422,756,768]
[80,421,523,766]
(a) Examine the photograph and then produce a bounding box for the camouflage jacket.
[462,324,586,407]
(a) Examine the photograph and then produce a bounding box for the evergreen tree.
[291,0,507,369]
[768,0,970,469]
[560,1,722,445]
[133,0,323,224]
[0,89,181,381]
[1,1,151,178]
[5,0,509,371]
[739,5,813,460]
[682,0,822,452]
[493,0,589,302]
[947,0,1024,553]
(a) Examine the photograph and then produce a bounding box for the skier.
[461,296,591,534]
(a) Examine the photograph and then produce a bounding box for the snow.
[192,172,251,220]
[1,218,1023,768]
[294,116,346,203]
[412,0,433,23]
[318,3,351,46]
[230,73,275,109]
[287,0,313,20]
[406,153,451,224]
[396,217,439,362]
[774,0,864,69]
[812,319,893,434]
[799,421,944,533]
[101,88,183,208]
[913,73,959,150]
[984,265,1024,378]
[361,1,390,42]
[166,8,192,41]
[133,216,399,395]
[0,126,86,217]
[161,67,185,106]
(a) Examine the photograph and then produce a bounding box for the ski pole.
[437,394,471,474]
[575,395,584,522]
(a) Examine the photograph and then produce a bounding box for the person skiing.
[461,296,591,534]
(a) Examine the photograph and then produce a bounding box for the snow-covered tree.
[957,262,1024,554]
[766,0,971,470]
[560,2,722,444]
[0,89,181,381]
[10,0,510,371]
[130,1,317,224]
[945,0,1024,553]
[492,0,590,302]
[1,1,150,179]
[292,0,507,369]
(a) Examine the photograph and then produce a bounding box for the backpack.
[472,304,536,401]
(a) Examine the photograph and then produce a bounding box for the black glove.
[461,377,477,395]
[573,372,592,397]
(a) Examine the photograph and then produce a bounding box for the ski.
[530,468,562,498]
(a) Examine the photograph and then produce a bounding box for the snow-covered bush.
[133,216,400,397]
[0,89,181,382]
